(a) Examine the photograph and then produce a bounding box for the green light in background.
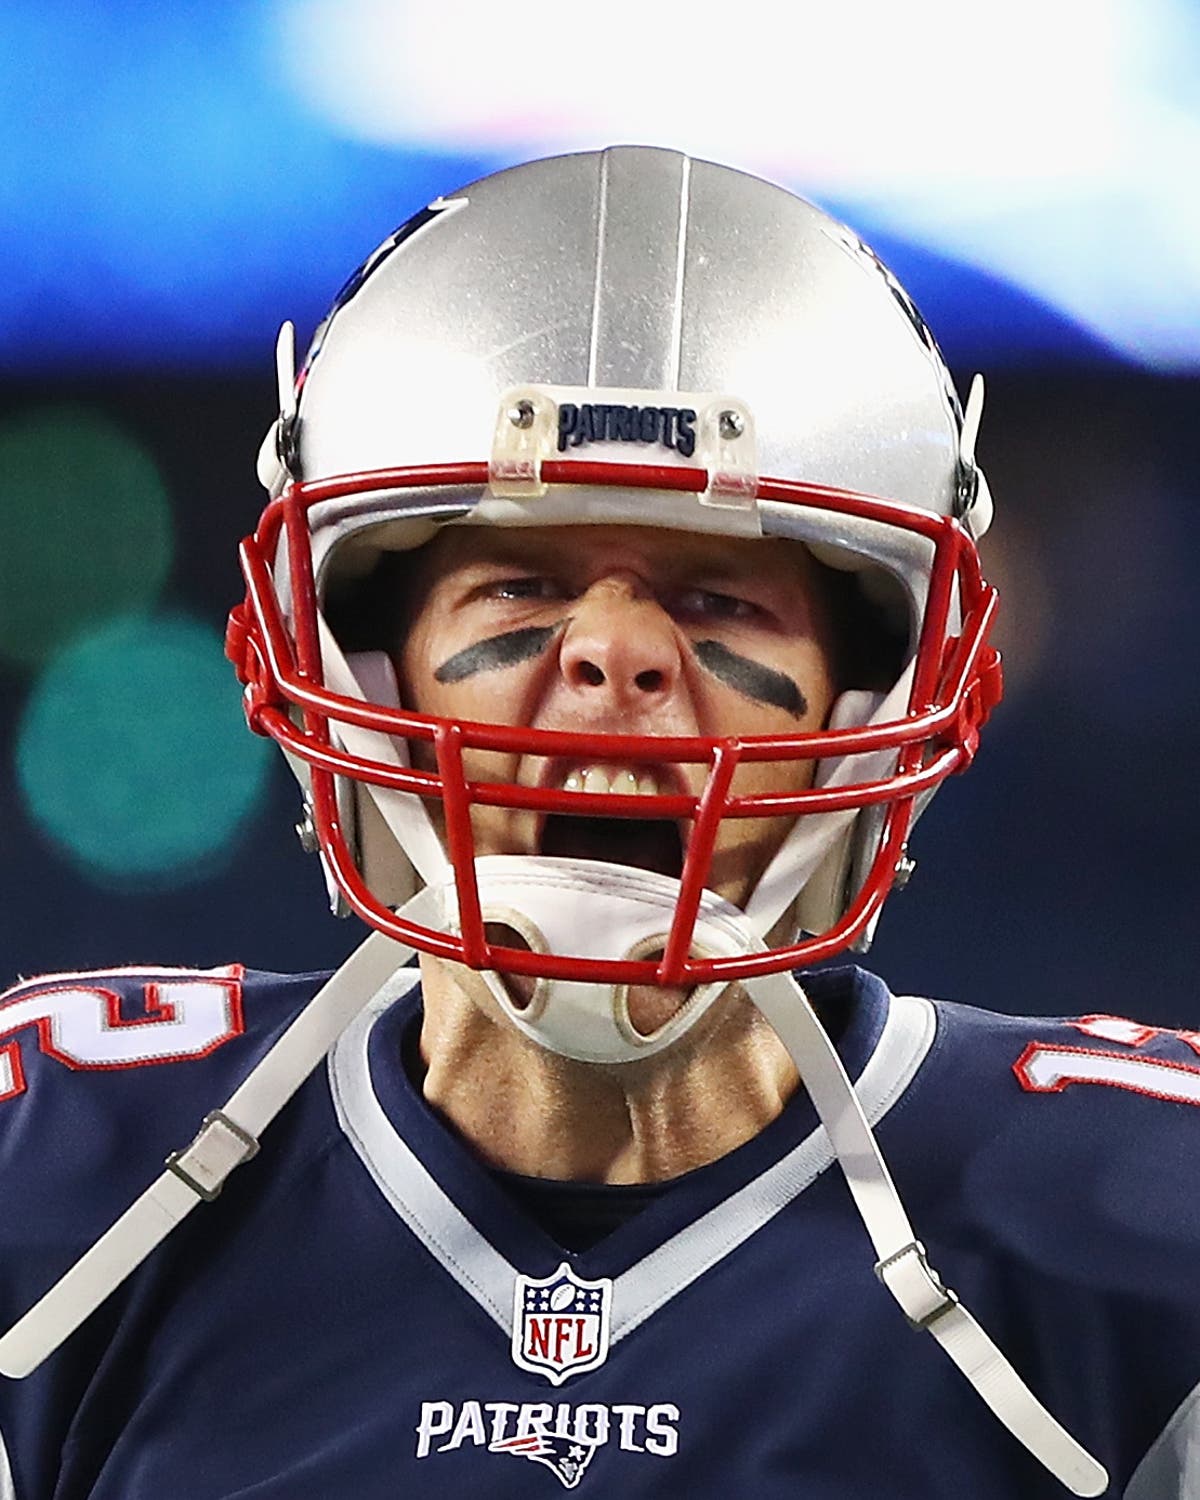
[0,406,174,669]
[16,614,272,884]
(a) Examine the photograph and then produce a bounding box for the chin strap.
[465,855,760,1063]
[0,914,427,1381]
[746,969,1108,1498]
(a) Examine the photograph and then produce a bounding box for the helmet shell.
[296,146,965,520]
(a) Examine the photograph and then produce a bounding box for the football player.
[1,147,1197,1498]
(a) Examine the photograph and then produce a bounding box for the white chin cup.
[440,855,762,1065]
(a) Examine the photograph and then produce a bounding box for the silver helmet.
[232,145,1000,1057]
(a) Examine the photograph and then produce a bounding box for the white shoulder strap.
[0,923,421,1380]
[0,1423,15,1500]
[747,970,1107,1497]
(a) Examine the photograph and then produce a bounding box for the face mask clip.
[256,321,299,498]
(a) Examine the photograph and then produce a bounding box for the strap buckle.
[165,1110,260,1202]
[874,1240,960,1331]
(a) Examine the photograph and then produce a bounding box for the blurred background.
[1,0,1197,1026]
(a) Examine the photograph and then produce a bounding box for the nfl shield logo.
[511,1262,613,1385]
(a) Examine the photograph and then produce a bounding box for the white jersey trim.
[611,992,935,1341]
[329,979,936,1344]
[1124,1372,1200,1500]
[327,967,516,1329]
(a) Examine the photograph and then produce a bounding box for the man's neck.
[414,955,799,1184]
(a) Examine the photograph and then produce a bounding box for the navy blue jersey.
[0,962,1198,1497]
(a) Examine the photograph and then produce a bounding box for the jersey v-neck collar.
[327,965,935,1348]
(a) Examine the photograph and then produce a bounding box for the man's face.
[395,522,839,910]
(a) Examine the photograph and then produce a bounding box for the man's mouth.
[536,763,686,880]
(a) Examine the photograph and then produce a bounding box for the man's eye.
[490,576,563,601]
[672,587,758,621]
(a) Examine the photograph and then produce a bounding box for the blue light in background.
[16,613,272,883]
[0,0,495,369]
[0,405,174,667]
[1,0,1197,373]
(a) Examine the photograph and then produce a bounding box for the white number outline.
[0,966,245,1104]
[1015,1013,1200,1107]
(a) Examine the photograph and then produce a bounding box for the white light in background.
[274,0,1200,369]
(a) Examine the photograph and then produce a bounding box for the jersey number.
[0,969,244,1103]
[1015,1014,1200,1107]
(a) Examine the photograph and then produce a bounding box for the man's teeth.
[560,767,662,796]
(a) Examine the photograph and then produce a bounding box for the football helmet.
[227,145,1001,1057]
[12,149,1103,1491]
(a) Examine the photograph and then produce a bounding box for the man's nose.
[558,576,681,704]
